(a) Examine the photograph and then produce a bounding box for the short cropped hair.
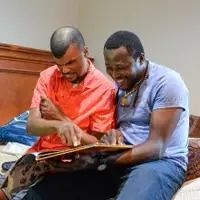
[104,31,144,60]
[50,26,85,58]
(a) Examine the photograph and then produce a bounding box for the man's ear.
[138,53,145,65]
[83,46,89,58]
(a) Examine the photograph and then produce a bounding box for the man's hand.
[40,96,66,121]
[56,121,85,147]
[100,129,124,145]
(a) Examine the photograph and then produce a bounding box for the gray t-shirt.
[117,61,189,169]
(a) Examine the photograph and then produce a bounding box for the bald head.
[50,26,85,58]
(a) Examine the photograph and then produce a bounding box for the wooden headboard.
[0,43,54,125]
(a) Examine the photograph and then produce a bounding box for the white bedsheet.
[1,142,30,156]
[173,178,200,200]
[0,145,18,175]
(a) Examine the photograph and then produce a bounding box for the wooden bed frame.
[0,43,54,125]
[0,43,94,126]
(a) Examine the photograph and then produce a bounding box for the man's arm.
[27,102,99,145]
[39,96,99,143]
[26,72,62,136]
[27,98,99,146]
[115,108,182,165]
[26,108,61,136]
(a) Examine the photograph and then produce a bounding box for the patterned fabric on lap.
[185,115,200,181]
[189,115,200,137]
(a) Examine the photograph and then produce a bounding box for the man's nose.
[61,66,71,74]
[112,70,120,79]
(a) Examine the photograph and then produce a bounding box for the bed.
[0,43,200,199]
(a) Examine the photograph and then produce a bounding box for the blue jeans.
[115,159,186,200]
[22,159,185,200]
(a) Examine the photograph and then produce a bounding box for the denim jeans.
[115,159,186,200]
[22,158,186,200]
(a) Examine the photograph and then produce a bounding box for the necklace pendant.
[121,96,128,106]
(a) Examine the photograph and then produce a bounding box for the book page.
[36,143,133,161]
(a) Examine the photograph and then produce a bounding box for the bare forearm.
[50,113,71,122]
[115,140,164,165]
[27,118,99,143]
[26,118,60,136]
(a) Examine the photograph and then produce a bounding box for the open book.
[35,143,133,161]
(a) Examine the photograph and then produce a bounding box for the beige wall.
[0,0,78,50]
[79,0,200,115]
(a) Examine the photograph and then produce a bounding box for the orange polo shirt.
[28,60,115,153]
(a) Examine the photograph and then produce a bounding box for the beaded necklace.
[118,62,149,108]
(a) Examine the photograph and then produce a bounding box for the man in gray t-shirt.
[117,61,189,169]
[101,30,189,200]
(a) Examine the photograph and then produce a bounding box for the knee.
[116,165,164,200]
[129,163,161,181]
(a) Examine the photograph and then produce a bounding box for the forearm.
[26,118,60,137]
[27,105,72,137]
[49,112,71,122]
[115,140,164,165]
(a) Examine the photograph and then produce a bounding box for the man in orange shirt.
[0,26,116,200]
[26,26,115,152]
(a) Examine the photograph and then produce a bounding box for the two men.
[1,27,189,200]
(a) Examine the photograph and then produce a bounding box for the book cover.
[36,143,133,161]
